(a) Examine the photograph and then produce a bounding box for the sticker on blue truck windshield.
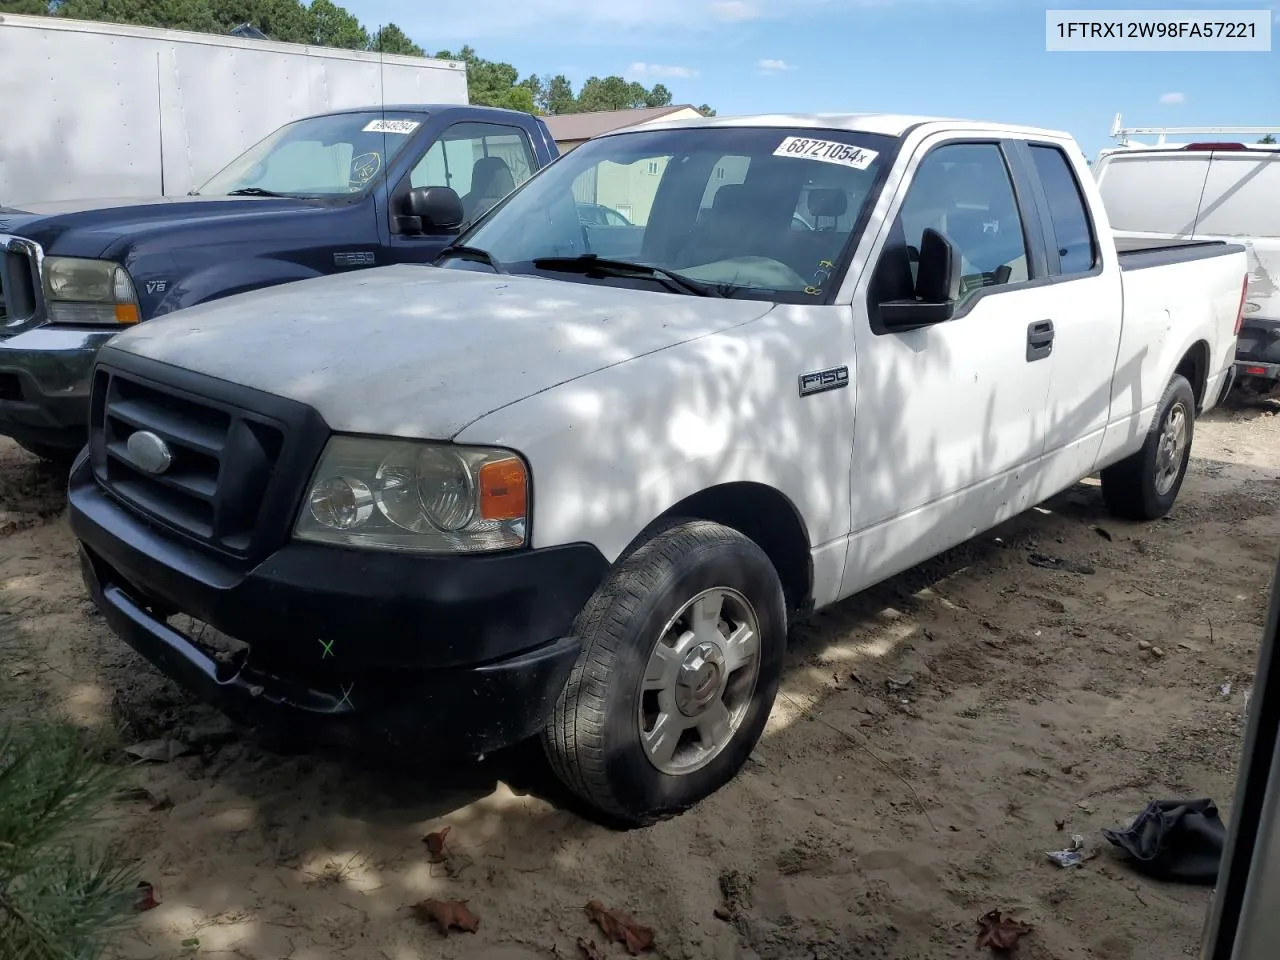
[773,136,878,170]
[362,118,421,135]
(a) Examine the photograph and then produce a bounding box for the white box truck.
[0,12,469,203]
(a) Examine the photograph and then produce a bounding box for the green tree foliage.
[0,0,713,117]
[0,723,137,960]
[369,23,422,56]
[304,0,366,48]
[0,0,56,15]
[434,45,539,112]
[1260,134,1277,144]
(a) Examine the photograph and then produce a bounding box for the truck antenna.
[377,24,388,179]
[156,52,167,195]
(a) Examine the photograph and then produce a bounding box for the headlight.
[294,436,529,553]
[43,257,140,325]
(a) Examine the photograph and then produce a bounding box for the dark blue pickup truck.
[0,103,559,460]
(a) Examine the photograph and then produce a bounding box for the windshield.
[196,111,425,198]
[450,125,895,302]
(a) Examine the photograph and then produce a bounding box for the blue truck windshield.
[197,111,426,198]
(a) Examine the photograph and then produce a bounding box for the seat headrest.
[807,188,848,219]
[471,156,515,196]
[710,183,752,216]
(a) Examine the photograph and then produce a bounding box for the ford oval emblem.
[126,430,173,475]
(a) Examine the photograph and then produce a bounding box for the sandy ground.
[3,399,1279,960]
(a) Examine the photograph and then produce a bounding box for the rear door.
[1014,139,1125,494]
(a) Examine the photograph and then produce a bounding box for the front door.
[840,137,1059,597]
[386,120,540,266]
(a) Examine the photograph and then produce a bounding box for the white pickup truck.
[67,114,1248,826]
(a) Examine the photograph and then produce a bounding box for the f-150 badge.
[798,366,849,397]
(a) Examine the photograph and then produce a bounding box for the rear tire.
[1101,374,1195,521]
[541,519,786,826]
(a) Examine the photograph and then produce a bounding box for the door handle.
[1026,319,1054,362]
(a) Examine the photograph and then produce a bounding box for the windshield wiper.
[225,187,293,198]
[531,255,730,298]
[437,244,507,273]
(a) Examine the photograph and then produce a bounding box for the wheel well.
[659,482,813,616]
[1176,340,1211,411]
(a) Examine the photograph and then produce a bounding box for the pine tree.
[0,723,137,960]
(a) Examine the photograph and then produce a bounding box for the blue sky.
[345,0,1278,157]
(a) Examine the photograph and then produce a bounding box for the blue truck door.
[384,120,542,265]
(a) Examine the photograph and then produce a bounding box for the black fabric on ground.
[1102,798,1226,885]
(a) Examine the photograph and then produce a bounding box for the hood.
[0,195,331,259]
[105,265,776,438]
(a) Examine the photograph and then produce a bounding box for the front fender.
[152,258,324,317]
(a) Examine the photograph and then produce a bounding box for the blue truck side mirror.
[404,186,464,233]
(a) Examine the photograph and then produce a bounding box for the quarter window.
[1030,145,1097,275]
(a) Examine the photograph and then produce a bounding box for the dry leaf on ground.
[423,825,451,863]
[976,910,1033,951]
[585,899,655,955]
[411,898,480,935]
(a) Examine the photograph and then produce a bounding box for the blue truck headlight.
[43,257,140,325]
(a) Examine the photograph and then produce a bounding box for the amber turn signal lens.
[478,457,527,521]
[115,303,140,324]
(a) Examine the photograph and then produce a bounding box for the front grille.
[89,354,330,564]
[0,237,42,329]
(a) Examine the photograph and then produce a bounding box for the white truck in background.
[0,12,468,203]
[1094,116,1280,394]
[67,114,1248,825]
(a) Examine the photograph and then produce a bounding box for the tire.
[15,440,79,468]
[1101,373,1196,521]
[542,519,786,826]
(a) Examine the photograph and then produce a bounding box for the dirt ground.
[3,399,1279,960]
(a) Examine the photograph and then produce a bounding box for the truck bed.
[1114,235,1246,271]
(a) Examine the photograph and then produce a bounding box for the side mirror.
[404,186,464,232]
[879,227,963,331]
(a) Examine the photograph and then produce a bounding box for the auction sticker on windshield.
[773,136,878,170]
[363,119,421,135]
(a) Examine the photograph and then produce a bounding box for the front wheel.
[542,519,786,826]
[1101,373,1196,521]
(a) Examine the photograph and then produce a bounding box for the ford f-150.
[66,113,1248,825]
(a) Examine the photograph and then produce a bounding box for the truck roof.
[297,104,541,122]
[629,112,1075,141]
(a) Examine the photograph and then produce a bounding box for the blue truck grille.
[0,238,42,330]
[91,367,288,557]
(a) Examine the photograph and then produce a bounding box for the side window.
[410,122,537,221]
[1029,145,1097,275]
[896,142,1030,300]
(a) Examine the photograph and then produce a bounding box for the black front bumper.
[68,452,608,755]
[0,327,115,450]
